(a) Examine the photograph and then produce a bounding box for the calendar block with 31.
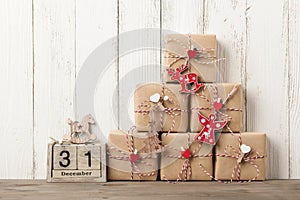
[47,143,106,182]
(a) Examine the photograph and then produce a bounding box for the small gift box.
[134,83,189,133]
[214,132,267,181]
[107,130,160,181]
[160,133,213,181]
[190,83,243,133]
[163,34,218,83]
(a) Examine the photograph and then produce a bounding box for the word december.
[61,171,93,176]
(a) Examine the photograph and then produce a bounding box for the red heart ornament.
[181,149,191,159]
[130,153,140,163]
[187,50,197,58]
[213,102,223,111]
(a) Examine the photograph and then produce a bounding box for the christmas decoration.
[196,112,228,145]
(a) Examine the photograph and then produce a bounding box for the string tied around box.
[134,85,188,134]
[192,84,243,145]
[199,130,266,184]
[107,126,158,180]
[164,34,225,91]
[161,133,213,184]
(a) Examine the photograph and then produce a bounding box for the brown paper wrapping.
[215,132,267,181]
[163,34,217,83]
[160,133,212,181]
[134,83,188,133]
[190,83,243,133]
[107,130,159,181]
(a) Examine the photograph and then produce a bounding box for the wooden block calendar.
[47,143,107,182]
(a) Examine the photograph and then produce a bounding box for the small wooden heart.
[213,102,223,111]
[150,93,160,103]
[181,148,191,159]
[240,144,251,154]
[130,153,140,162]
[187,49,197,58]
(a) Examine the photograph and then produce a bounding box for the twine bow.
[135,85,188,134]
[199,132,266,183]
[107,126,157,180]
[192,84,242,124]
[165,34,224,69]
[162,133,213,183]
[215,134,265,182]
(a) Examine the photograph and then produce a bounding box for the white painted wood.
[33,0,76,179]
[161,0,204,34]
[119,0,161,131]
[246,0,289,179]
[0,0,33,179]
[204,0,246,83]
[289,0,300,179]
[75,0,118,141]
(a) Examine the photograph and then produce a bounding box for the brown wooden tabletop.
[0,180,299,200]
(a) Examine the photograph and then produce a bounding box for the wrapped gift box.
[107,130,160,181]
[190,83,243,133]
[160,133,213,181]
[214,132,267,181]
[163,34,217,83]
[134,83,189,133]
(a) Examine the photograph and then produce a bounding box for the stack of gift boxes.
[107,34,267,182]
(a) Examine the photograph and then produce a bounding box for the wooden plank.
[204,0,247,83]
[246,0,289,179]
[289,0,300,179]
[0,0,33,179]
[161,0,204,34]
[119,0,161,131]
[75,0,118,141]
[33,0,76,179]
[0,180,300,199]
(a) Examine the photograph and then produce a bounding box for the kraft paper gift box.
[214,132,267,181]
[163,34,218,83]
[134,83,189,133]
[190,83,243,133]
[160,133,213,181]
[107,130,160,181]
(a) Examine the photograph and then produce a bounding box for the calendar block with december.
[47,143,106,182]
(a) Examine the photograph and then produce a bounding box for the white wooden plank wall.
[0,0,33,179]
[75,0,118,145]
[33,0,76,179]
[0,0,299,179]
[246,0,289,179]
[289,0,300,178]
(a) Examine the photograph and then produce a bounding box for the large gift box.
[134,83,189,133]
[190,83,243,133]
[107,130,160,181]
[160,133,213,181]
[214,132,267,181]
[163,34,218,83]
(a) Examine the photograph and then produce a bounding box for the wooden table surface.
[0,180,299,200]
